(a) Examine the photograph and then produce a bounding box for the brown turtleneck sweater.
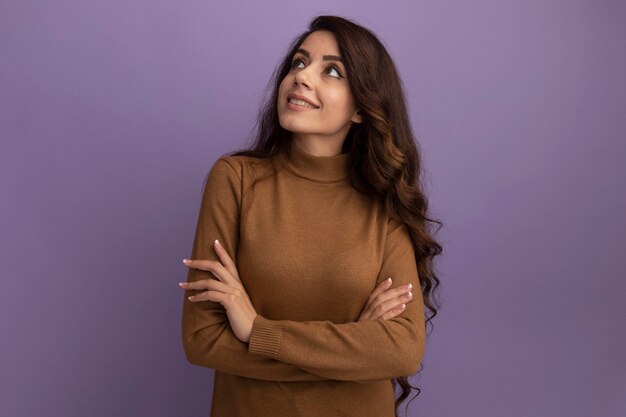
[181,143,426,417]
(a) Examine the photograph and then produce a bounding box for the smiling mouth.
[288,98,319,109]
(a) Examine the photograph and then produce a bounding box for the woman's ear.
[351,110,363,124]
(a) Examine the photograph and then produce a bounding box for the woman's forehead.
[298,31,340,56]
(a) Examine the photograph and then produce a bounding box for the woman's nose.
[294,68,312,88]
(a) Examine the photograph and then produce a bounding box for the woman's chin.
[279,120,309,135]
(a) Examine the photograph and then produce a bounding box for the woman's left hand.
[180,239,257,343]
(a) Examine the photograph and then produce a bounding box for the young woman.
[179,15,442,417]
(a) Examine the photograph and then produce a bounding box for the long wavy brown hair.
[220,15,443,416]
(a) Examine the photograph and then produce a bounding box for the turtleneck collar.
[283,141,350,183]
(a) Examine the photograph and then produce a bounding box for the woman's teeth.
[289,98,317,109]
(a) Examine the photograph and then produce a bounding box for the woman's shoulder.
[214,152,276,182]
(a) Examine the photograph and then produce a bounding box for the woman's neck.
[291,134,346,157]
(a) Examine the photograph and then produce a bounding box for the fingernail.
[188,296,194,301]
[406,292,413,299]
[400,304,406,310]
[183,259,189,264]
[179,282,187,287]
[214,239,220,247]
[406,283,412,290]
[387,277,392,283]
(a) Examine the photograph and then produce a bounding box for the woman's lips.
[287,98,319,112]
[286,94,320,111]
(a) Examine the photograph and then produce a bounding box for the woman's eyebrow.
[296,48,343,62]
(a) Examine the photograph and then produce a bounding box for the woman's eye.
[326,66,342,78]
[290,58,342,79]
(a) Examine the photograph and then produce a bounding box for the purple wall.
[2,1,625,416]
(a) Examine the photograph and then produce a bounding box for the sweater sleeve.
[247,217,427,382]
[181,158,325,382]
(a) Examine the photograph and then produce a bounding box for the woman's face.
[277,30,362,149]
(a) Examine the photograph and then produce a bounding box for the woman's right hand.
[358,278,414,321]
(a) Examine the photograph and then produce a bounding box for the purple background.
[2,1,625,416]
